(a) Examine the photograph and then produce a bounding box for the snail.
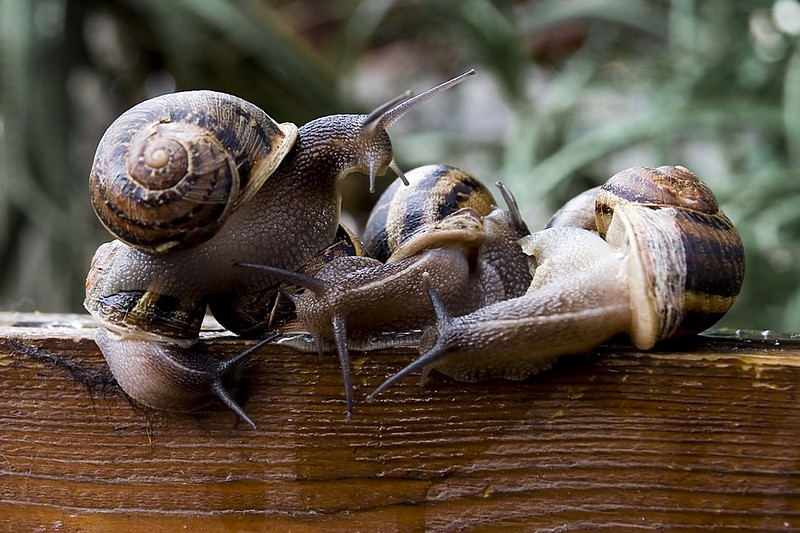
[368,165,746,399]
[236,164,531,415]
[84,70,477,428]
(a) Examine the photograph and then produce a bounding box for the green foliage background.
[0,0,797,332]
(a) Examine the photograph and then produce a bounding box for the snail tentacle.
[367,274,453,402]
[331,313,354,417]
[495,181,529,235]
[234,260,356,415]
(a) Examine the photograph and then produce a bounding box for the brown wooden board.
[0,312,798,531]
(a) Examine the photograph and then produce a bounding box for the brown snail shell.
[363,164,496,262]
[85,240,206,340]
[596,165,745,347]
[89,90,297,253]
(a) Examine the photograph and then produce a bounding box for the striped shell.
[363,164,496,262]
[597,165,744,347]
[84,240,205,341]
[89,90,297,253]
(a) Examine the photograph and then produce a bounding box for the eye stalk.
[359,69,477,192]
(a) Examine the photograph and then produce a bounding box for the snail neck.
[281,114,393,188]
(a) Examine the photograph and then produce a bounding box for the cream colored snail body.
[84,70,477,428]
[369,165,745,399]
[237,164,532,415]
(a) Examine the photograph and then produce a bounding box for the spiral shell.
[363,164,496,262]
[89,90,297,253]
[596,165,745,347]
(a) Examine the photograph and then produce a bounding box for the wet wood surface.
[0,312,798,532]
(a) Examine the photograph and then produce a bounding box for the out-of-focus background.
[0,0,797,331]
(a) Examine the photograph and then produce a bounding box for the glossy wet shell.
[362,164,496,262]
[597,165,745,347]
[89,90,297,253]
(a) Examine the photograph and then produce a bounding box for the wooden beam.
[1,312,798,530]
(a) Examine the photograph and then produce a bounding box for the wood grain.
[0,312,798,531]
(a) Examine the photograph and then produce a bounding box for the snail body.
[85,71,477,426]
[210,223,368,337]
[238,164,531,414]
[369,165,745,399]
